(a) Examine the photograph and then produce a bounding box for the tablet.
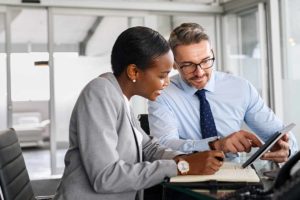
[242,123,296,168]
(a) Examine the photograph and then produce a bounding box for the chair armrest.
[35,195,55,200]
[31,178,60,199]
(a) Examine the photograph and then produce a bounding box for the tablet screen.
[242,123,296,168]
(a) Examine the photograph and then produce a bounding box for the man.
[148,23,298,162]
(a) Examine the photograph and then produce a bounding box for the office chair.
[0,128,54,200]
[138,114,150,135]
[137,114,164,200]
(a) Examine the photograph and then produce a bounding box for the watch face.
[178,160,189,174]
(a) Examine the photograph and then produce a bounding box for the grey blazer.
[54,72,181,200]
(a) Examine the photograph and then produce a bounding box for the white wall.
[282,44,300,144]
[282,0,300,146]
[10,53,49,101]
[54,53,111,142]
[282,79,300,144]
[86,17,128,56]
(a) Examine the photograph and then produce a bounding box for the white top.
[123,95,143,147]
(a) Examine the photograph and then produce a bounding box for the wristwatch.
[177,159,190,175]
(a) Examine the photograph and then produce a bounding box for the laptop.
[242,123,296,168]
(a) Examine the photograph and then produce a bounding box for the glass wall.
[52,13,130,172]
[9,8,51,179]
[280,0,300,143]
[222,7,268,102]
[0,11,6,130]
[221,4,269,140]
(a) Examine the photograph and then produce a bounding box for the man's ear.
[127,64,138,82]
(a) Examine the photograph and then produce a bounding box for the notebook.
[170,162,260,183]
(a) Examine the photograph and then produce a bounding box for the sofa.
[13,112,50,147]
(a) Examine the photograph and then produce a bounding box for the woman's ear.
[127,64,138,82]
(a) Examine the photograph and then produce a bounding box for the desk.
[162,160,277,200]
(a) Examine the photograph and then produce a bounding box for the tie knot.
[195,90,206,99]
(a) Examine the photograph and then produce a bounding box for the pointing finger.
[241,131,263,147]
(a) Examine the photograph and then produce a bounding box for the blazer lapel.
[103,73,142,163]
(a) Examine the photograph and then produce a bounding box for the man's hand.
[174,151,225,175]
[210,130,262,153]
[261,133,290,163]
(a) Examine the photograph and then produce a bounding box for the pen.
[215,156,224,162]
[193,151,224,162]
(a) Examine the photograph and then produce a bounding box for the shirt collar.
[175,70,216,95]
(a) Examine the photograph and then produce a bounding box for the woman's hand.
[174,151,225,175]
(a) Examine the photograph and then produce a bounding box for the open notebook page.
[170,162,260,183]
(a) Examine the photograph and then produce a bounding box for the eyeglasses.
[176,50,215,74]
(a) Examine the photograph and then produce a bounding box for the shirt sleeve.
[244,81,298,155]
[148,96,217,153]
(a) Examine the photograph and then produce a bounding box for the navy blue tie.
[195,90,218,139]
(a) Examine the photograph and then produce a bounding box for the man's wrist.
[208,137,220,150]
[208,140,216,150]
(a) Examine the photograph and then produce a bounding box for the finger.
[281,133,289,142]
[274,139,289,151]
[230,133,250,152]
[210,161,222,171]
[241,131,263,147]
[264,158,287,163]
[226,142,238,153]
[211,157,223,167]
[261,155,287,163]
[208,164,219,174]
[237,135,252,152]
[201,165,216,175]
[280,138,289,148]
[262,149,289,160]
[232,140,246,152]
[212,151,225,160]
[206,168,216,175]
[261,154,288,163]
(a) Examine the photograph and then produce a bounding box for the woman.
[54,26,224,200]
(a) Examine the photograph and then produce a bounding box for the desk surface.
[162,160,277,200]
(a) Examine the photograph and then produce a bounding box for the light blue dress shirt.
[148,71,298,156]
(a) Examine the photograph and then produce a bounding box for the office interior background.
[0,0,299,180]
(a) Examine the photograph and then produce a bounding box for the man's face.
[174,40,214,90]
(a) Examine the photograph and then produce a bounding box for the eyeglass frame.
[175,49,215,74]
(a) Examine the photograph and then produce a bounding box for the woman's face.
[136,50,174,101]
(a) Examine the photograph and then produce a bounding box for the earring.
[132,79,136,83]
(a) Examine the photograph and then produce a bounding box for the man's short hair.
[169,23,210,53]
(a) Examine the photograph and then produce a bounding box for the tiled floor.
[22,144,67,180]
